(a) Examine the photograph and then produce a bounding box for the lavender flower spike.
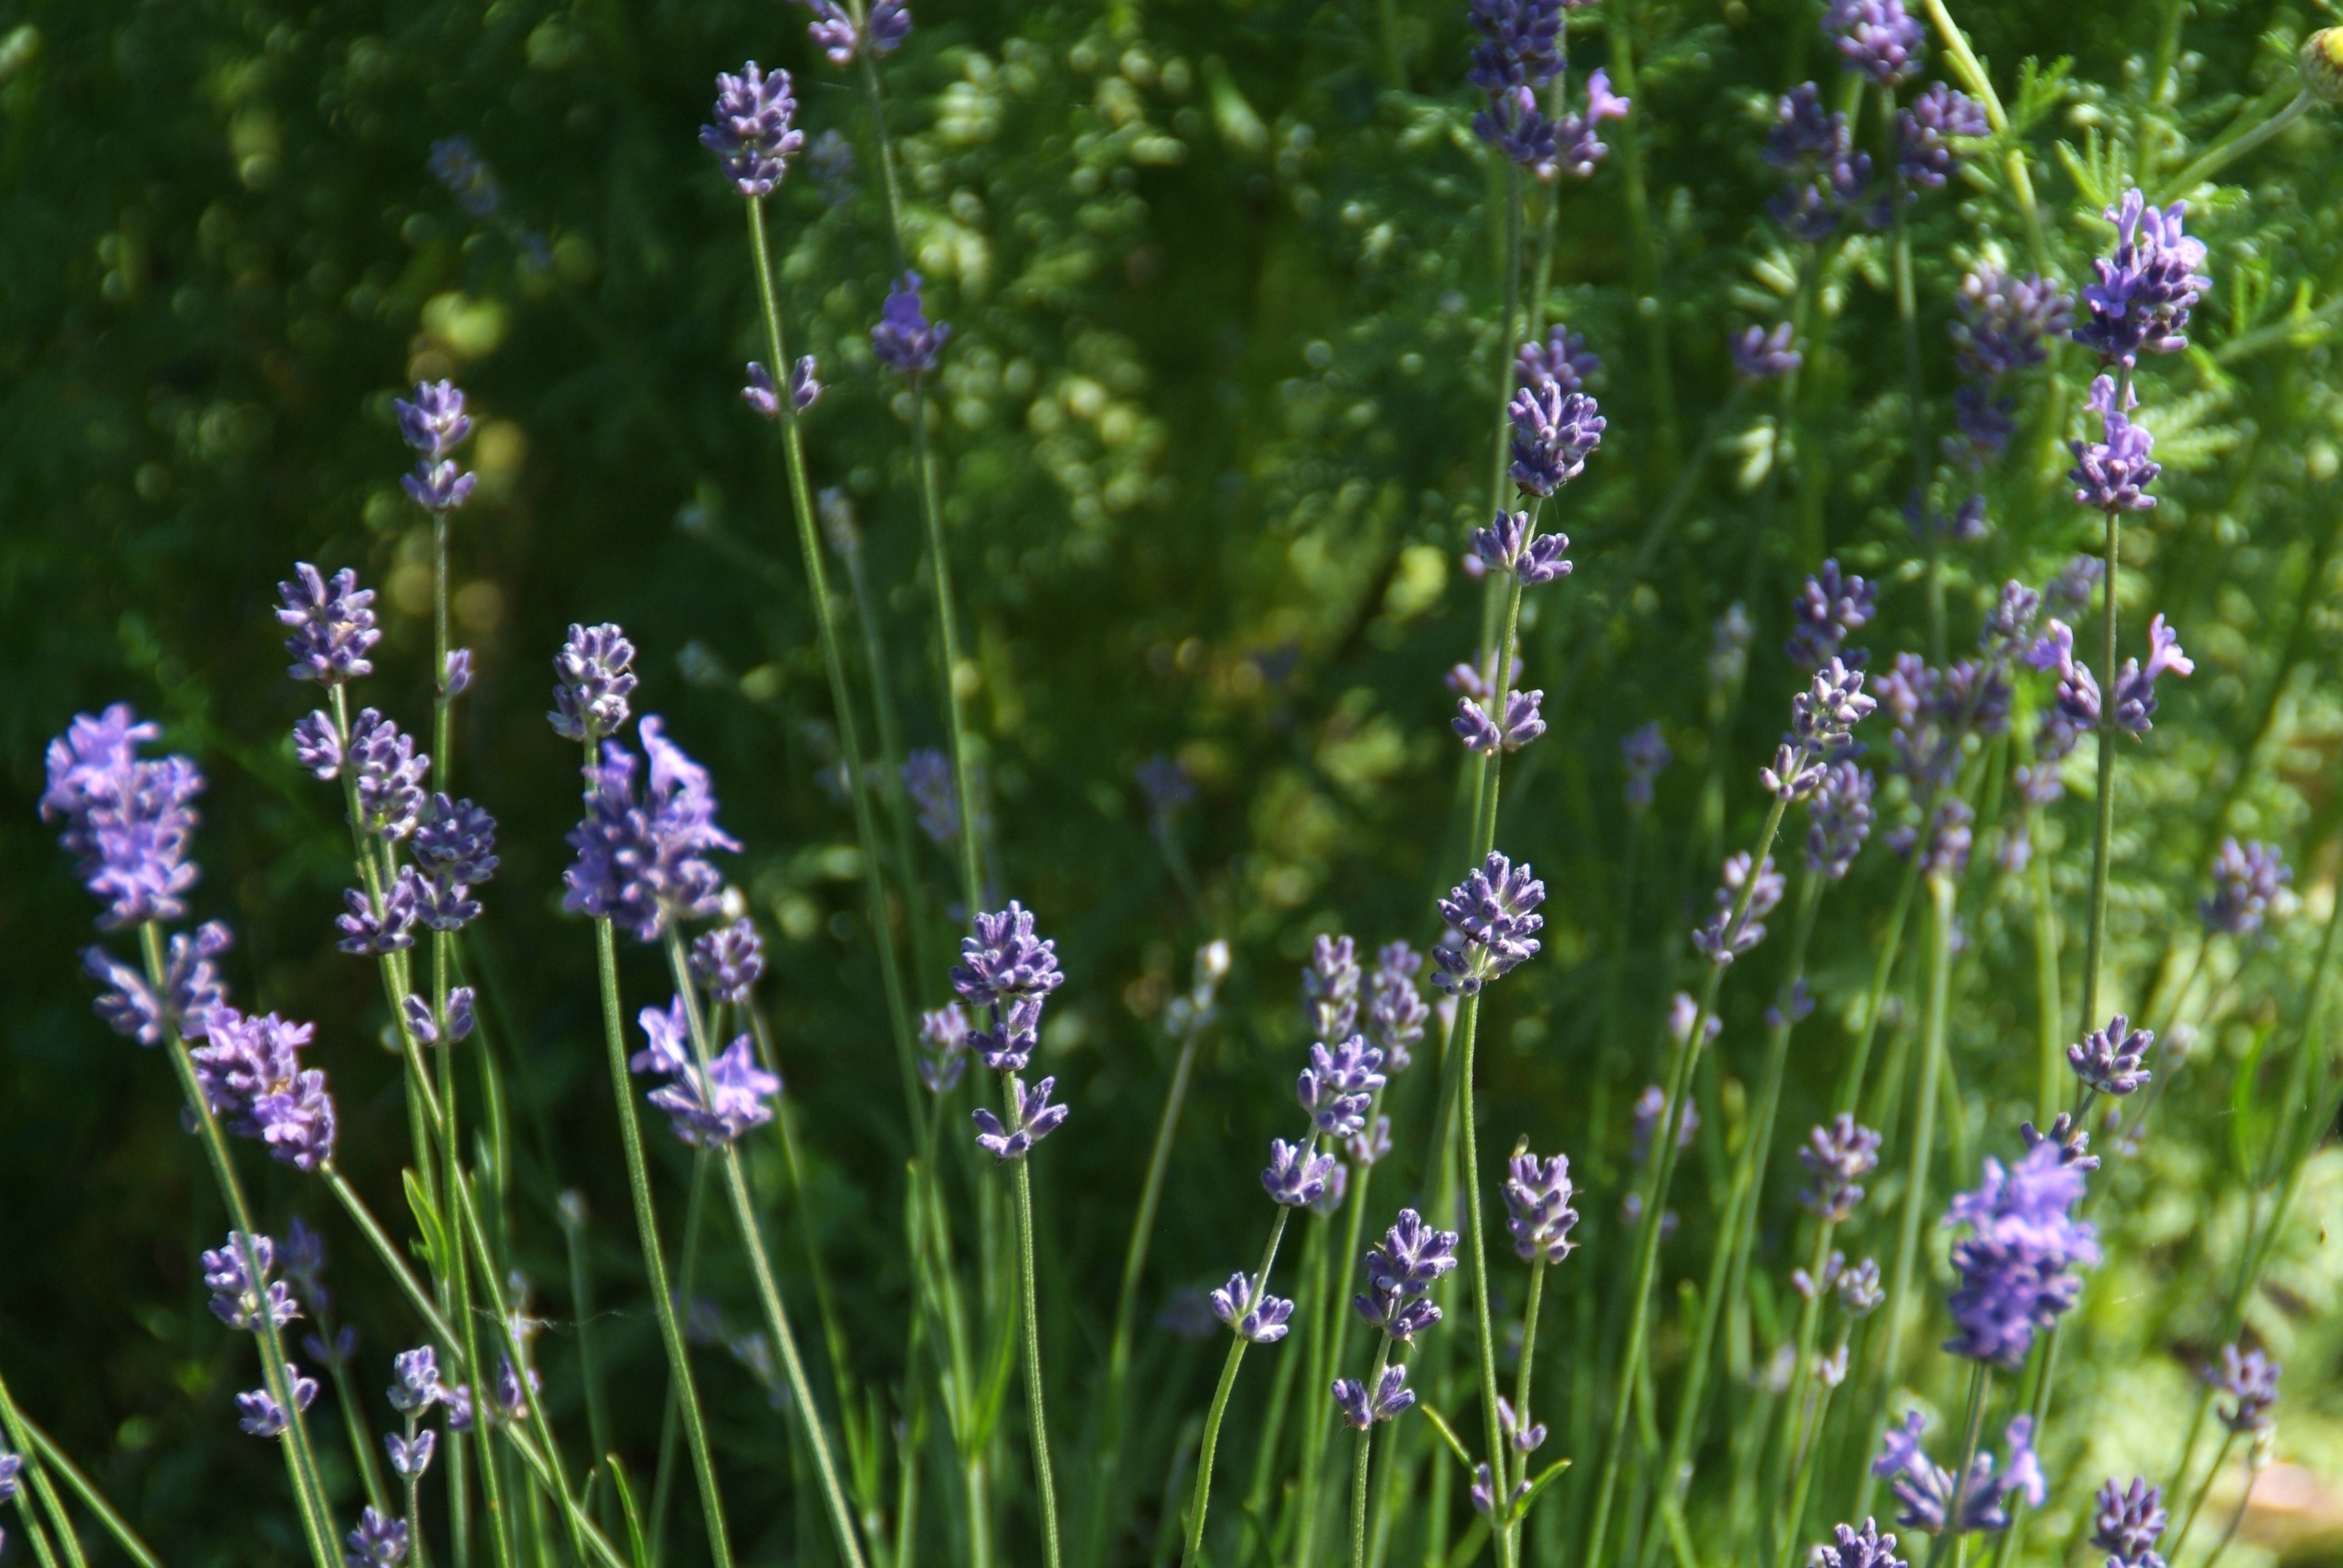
[1799,1115,1882,1221]
[1432,851,1546,994]
[2110,614,2193,735]
[2203,839,2290,937]
[2075,189,2209,368]
[1362,942,1429,1071]
[42,705,208,931]
[1454,688,1547,754]
[2068,1014,2153,1096]
[1262,1137,1338,1207]
[972,1075,1068,1162]
[1942,1140,2100,1368]
[1507,379,1604,496]
[1471,509,1573,585]
[86,918,231,1046]
[1785,560,1875,672]
[277,564,382,685]
[1332,1364,1416,1429]
[237,1365,320,1438]
[1209,1272,1295,1343]
[203,1232,299,1331]
[2070,375,2161,514]
[563,718,741,942]
[873,271,950,377]
[346,1506,412,1568]
[1814,1519,1905,1568]
[691,917,766,1004]
[645,1035,781,1148]
[1691,852,1785,965]
[395,380,473,459]
[1734,323,1801,380]
[1297,1035,1387,1139]
[549,623,638,743]
[700,63,805,198]
[1823,0,1923,85]
[2090,1478,2168,1568]
[1503,1151,1579,1264]
[793,0,860,65]
[2206,1343,2280,1433]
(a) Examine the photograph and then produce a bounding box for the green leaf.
[2010,57,2075,134]
[402,1168,444,1275]
[608,1455,651,1568]
[1415,1402,1478,1474]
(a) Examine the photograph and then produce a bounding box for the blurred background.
[6,0,2343,1563]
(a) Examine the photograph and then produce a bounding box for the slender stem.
[1352,1341,1397,1568]
[2163,91,2314,200]
[1834,857,1922,1114]
[1775,1373,1841,1566]
[2027,798,2065,1124]
[2169,1430,2240,1565]
[1011,1151,1065,1568]
[743,194,924,1128]
[1915,0,2048,268]
[2199,1458,2260,1568]
[1508,1263,1548,1507]
[662,935,870,1568]
[1585,792,1792,1568]
[1926,1365,1992,1568]
[1606,0,1678,464]
[2081,492,2123,1038]
[592,920,734,1568]
[558,1198,615,1529]
[140,925,340,1568]
[329,1347,394,1516]
[840,533,936,988]
[14,1414,166,1568]
[0,1370,87,1568]
[650,1154,712,1565]
[1452,989,1515,1568]
[911,401,985,917]
[1891,195,1942,665]
[1298,1114,1385,1568]
[433,510,453,792]
[1766,1222,1841,1568]
[1180,1201,1300,1568]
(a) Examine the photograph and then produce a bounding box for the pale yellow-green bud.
[2302,27,2343,105]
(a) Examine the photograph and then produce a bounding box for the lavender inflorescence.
[1432,851,1546,994]
[2202,838,2289,937]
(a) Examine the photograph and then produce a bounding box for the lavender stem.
[13,1413,164,1568]
[0,1373,83,1568]
[1179,1190,1301,1568]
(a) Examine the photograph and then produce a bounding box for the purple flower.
[903,749,959,846]
[1466,0,1563,92]
[972,1075,1069,1162]
[1517,326,1600,391]
[1734,323,1801,379]
[1363,943,1429,1071]
[1836,1256,1885,1314]
[2203,839,2289,937]
[1263,1138,1339,1207]
[85,919,232,1046]
[277,565,382,686]
[1805,762,1875,880]
[1621,721,1672,812]
[1666,995,1717,1047]
[954,902,1063,1007]
[1504,1152,1579,1264]
[41,705,206,930]
[337,870,421,956]
[346,1506,411,1568]
[1470,1463,1531,1520]
[1823,0,1924,85]
[2069,1014,2153,1096]
[639,1031,781,1148]
[1298,1036,1387,1139]
[1631,1082,1697,1165]
[2205,1343,2279,1433]
[873,271,950,377]
[346,709,431,842]
[1767,977,1817,1031]
[700,64,805,198]
[1497,1396,1546,1455]
[1507,380,1604,495]
[743,358,821,418]
[1454,688,1548,754]
[1332,1363,1416,1429]
[1549,69,1630,179]
[1304,934,1361,1042]
[203,1232,298,1331]
[1799,1115,1882,1221]
[2070,375,2162,513]
[691,918,766,1004]
[1766,84,1873,241]
[794,0,860,64]
[190,1009,337,1171]
[2109,614,2193,735]
[2091,1478,2168,1568]
[867,0,912,55]
[564,718,741,943]
[2045,555,2106,620]
[2075,189,2209,368]
[2019,1112,2100,1172]
[1813,1518,1905,1568]
[237,1365,319,1438]
[442,649,473,698]
[1942,1141,2100,1368]
[403,458,477,514]
[1895,84,1986,190]
[1472,509,1574,585]
[1786,560,1875,672]
[1310,1161,1350,1217]
[1353,1209,1455,1340]
[495,1355,538,1421]
[1432,851,1545,994]
[1765,659,1877,800]
[1981,581,2044,661]
[1446,649,1523,704]
[1953,267,2071,380]
[428,138,500,218]
[396,380,473,460]
[918,1004,971,1093]
[549,623,638,744]
[388,1348,444,1414]
[1210,1272,1295,1343]
[1873,1411,2044,1533]
[386,1429,436,1479]
[1895,796,1975,880]
[1691,852,1785,964]
[2024,619,2102,736]
[1347,1117,1393,1167]
[412,793,498,932]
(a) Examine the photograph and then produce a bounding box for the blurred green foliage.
[8,0,2343,1563]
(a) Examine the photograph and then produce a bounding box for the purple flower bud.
[2019,1112,2100,1171]
[276,565,381,686]
[1503,1152,1578,1264]
[1805,762,1875,880]
[403,459,477,514]
[347,1505,411,1568]
[1822,0,1923,85]
[1263,1137,1338,1207]
[563,720,740,943]
[1798,1115,1882,1220]
[2090,1478,2168,1568]
[1432,851,1545,994]
[191,1010,338,1170]
[337,870,421,956]
[873,271,950,377]
[1621,721,1671,811]
[203,1232,298,1331]
[396,380,473,460]
[1507,379,1604,495]
[641,1032,781,1148]
[903,749,960,846]
[2110,614,2193,734]
[1734,322,1801,379]
[2069,1014,2153,1096]
[236,1365,318,1438]
[2070,375,2162,513]
[385,1429,436,1479]
[1766,85,1873,241]
[1466,0,1563,92]
[2203,838,2290,937]
[1786,561,1875,672]
[1873,1412,2043,1534]
[1942,1144,2099,1369]
[700,63,805,198]
[1453,688,1547,755]
[428,138,501,219]
[442,649,473,698]
[1209,1272,1294,1343]
[1332,1363,1415,1428]
[550,623,637,743]
[389,1348,443,1413]
[1362,943,1428,1071]
[1691,852,1785,964]
[1631,1084,1697,1166]
[794,0,860,63]
[1812,1518,1905,1568]
[919,1004,971,1093]
[691,918,766,1004]
[2075,190,2209,368]
[1297,1036,1387,1138]
[2205,1343,2279,1433]
[85,919,231,1046]
[972,1075,1069,1162]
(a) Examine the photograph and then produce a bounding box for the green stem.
[2080,492,2123,1038]
[1586,791,1794,1568]
[1834,853,1922,1115]
[14,1414,166,1568]
[2162,91,2314,200]
[1010,1147,1065,1568]
[592,920,734,1568]
[1456,987,1511,1568]
[1352,1340,1397,1568]
[1508,1262,1548,1510]
[1925,1365,1992,1568]
[1179,1200,1300,1568]
[140,924,339,1568]
[838,530,936,990]
[1891,193,1942,665]
[328,1346,394,1516]
[0,1371,86,1568]
[2168,1430,2240,1566]
[662,935,870,1568]
[743,193,924,1127]
[1299,1112,1385,1568]
[2027,799,2064,1125]
[2199,1461,2259,1568]
[557,1196,615,1531]
[1914,0,2048,268]
[650,1153,712,1565]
